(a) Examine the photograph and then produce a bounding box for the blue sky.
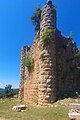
[0,0,80,88]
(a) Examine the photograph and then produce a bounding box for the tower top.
[46,0,52,5]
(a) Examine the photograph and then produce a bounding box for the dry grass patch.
[0,98,77,120]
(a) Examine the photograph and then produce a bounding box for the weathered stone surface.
[47,88,52,92]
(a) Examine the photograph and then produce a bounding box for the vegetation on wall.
[30,6,41,32]
[76,50,80,69]
[66,50,80,70]
[23,53,34,69]
[41,29,55,44]
[75,51,80,57]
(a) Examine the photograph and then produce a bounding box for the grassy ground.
[0,98,77,120]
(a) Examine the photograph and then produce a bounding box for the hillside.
[0,88,4,93]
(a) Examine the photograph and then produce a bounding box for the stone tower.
[19,0,80,105]
[38,0,57,105]
[40,0,56,37]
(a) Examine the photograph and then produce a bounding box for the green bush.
[30,6,41,32]
[0,93,4,98]
[23,54,34,68]
[41,29,54,44]
[66,51,80,62]
[75,51,80,57]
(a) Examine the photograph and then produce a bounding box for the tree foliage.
[0,85,19,99]
[30,6,41,32]
[5,84,13,98]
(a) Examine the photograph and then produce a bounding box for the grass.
[0,97,77,120]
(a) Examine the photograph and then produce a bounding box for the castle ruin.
[19,0,80,106]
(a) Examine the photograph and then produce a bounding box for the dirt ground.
[0,118,7,120]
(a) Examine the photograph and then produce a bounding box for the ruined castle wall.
[55,33,80,98]
[19,46,31,99]
[23,36,57,105]
[20,33,80,104]
[24,37,40,104]
[23,1,57,105]
[19,0,80,105]
[19,47,26,99]
[38,40,57,105]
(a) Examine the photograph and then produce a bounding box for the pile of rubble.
[68,103,80,120]
[68,109,80,120]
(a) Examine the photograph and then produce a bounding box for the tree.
[5,84,13,98]
[30,6,41,32]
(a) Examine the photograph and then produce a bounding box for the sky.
[0,0,80,88]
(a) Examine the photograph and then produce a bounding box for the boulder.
[12,105,27,112]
